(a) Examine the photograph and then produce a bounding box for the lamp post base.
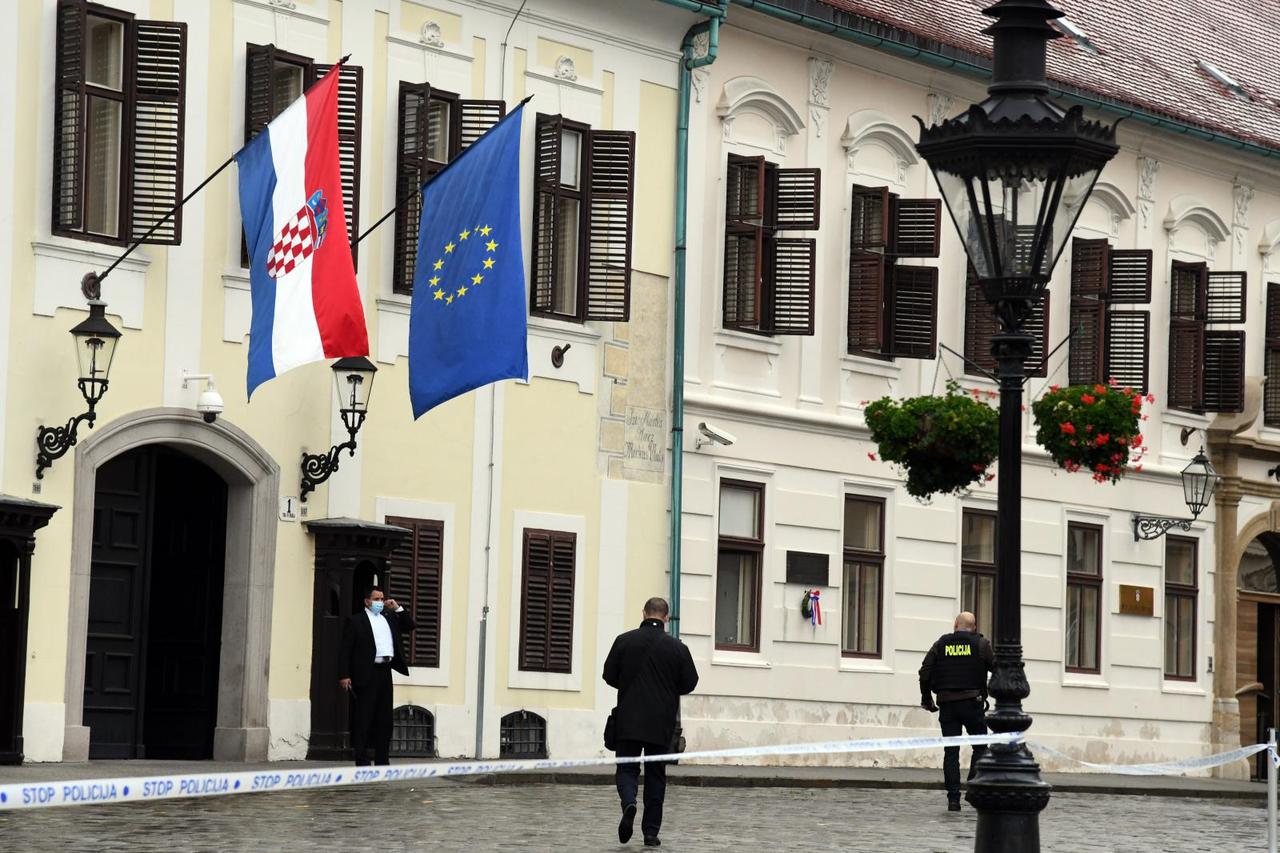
[967,741,1051,853]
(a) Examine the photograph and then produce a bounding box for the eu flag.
[408,104,528,418]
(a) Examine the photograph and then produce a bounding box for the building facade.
[677,0,1280,777]
[6,0,692,764]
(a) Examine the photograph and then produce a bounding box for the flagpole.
[351,94,534,249]
[92,54,353,291]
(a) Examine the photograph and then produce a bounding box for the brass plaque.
[1119,584,1155,616]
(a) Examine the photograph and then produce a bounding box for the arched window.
[390,705,436,758]
[500,710,547,758]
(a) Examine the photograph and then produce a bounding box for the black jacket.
[338,607,416,685]
[918,630,993,703]
[603,620,699,747]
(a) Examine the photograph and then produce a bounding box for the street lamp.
[300,356,377,503]
[914,1,1118,850]
[1131,449,1221,540]
[35,299,123,479]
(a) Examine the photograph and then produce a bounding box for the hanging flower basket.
[864,382,999,501]
[1031,382,1149,483]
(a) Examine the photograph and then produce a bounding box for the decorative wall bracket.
[35,401,98,481]
[300,433,359,504]
[1131,513,1194,541]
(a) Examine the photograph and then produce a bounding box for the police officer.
[918,611,993,811]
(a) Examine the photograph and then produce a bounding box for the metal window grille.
[389,705,436,758]
[499,710,547,758]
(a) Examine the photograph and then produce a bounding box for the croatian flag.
[236,64,368,398]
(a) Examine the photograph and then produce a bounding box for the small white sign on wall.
[280,496,300,522]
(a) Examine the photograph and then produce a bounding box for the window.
[54,0,187,244]
[384,516,444,668]
[1067,238,1153,391]
[1167,259,1246,413]
[518,529,576,673]
[961,510,996,637]
[848,185,940,358]
[1164,536,1198,680]
[500,710,547,758]
[722,155,819,335]
[1065,522,1102,673]
[842,497,884,657]
[964,264,1051,377]
[393,84,504,295]
[530,113,637,322]
[716,481,764,651]
[243,44,363,267]
[390,705,437,757]
[1264,283,1280,426]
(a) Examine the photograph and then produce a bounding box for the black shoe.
[618,803,637,843]
[644,837,661,847]
[948,799,961,812]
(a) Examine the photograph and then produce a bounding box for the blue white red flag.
[236,65,369,398]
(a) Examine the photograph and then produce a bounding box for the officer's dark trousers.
[938,697,987,799]
[350,662,394,766]
[615,740,667,838]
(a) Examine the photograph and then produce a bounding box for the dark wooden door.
[85,450,154,759]
[0,546,21,762]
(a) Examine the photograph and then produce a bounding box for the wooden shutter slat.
[1107,249,1152,304]
[1206,270,1247,325]
[723,229,760,329]
[847,250,885,355]
[851,185,890,250]
[458,99,505,149]
[765,237,815,335]
[547,533,576,674]
[316,63,363,269]
[964,266,999,374]
[1265,283,1280,426]
[772,168,820,230]
[1203,330,1245,412]
[53,0,86,233]
[1104,310,1150,394]
[392,82,430,296]
[128,19,186,244]
[530,115,561,315]
[1167,319,1204,412]
[887,265,938,359]
[583,130,635,322]
[890,198,941,258]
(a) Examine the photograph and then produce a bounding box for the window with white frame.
[716,481,763,651]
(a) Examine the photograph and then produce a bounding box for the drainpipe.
[663,2,726,638]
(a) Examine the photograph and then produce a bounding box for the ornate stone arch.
[1082,181,1137,237]
[841,109,920,182]
[61,408,281,761]
[1164,195,1231,258]
[717,76,806,155]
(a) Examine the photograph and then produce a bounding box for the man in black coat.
[338,585,415,766]
[602,596,699,847]
[918,611,994,811]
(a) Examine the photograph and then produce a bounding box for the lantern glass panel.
[1180,453,1218,516]
[334,363,375,413]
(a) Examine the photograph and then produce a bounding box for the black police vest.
[929,631,987,692]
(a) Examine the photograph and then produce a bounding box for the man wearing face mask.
[338,586,415,766]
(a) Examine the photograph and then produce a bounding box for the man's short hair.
[643,597,669,617]
[364,584,384,599]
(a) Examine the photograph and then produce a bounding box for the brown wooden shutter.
[530,114,562,314]
[1104,310,1150,393]
[383,517,444,669]
[889,198,941,258]
[764,237,815,335]
[1107,249,1153,304]
[850,185,890,250]
[392,82,430,296]
[519,529,575,674]
[547,533,576,674]
[127,19,186,245]
[458,99,506,149]
[244,43,278,145]
[316,63,363,268]
[964,266,998,374]
[727,154,766,223]
[1265,283,1280,426]
[1027,293,1050,378]
[724,155,765,330]
[1206,270,1247,324]
[1168,260,1206,412]
[1171,261,1208,322]
[583,130,635,322]
[1203,330,1245,412]
[1068,238,1108,385]
[53,0,87,233]
[848,251,885,355]
[773,168,820,230]
[886,265,938,359]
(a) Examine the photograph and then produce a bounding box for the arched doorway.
[1237,532,1280,779]
[84,447,228,759]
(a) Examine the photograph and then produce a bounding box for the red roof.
[813,0,1280,155]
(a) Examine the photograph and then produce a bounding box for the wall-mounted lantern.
[300,357,377,503]
[1131,449,1221,540]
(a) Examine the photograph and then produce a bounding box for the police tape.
[1029,741,1270,776]
[0,732,1020,811]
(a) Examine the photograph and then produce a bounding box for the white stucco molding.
[1086,181,1137,235]
[1164,195,1231,245]
[1258,220,1280,268]
[840,109,920,178]
[717,76,805,155]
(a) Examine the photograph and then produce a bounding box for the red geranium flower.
[1060,422,1076,435]
[868,452,877,461]
[1081,393,1096,404]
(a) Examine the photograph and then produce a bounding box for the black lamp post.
[1131,449,1220,540]
[300,356,377,503]
[35,299,123,479]
[915,2,1118,850]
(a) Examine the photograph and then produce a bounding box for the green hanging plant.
[864,381,999,501]
[1032,381,1149,483]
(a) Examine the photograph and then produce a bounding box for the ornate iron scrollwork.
[1131,514,1194,541]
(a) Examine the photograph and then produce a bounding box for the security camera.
[197,386,224,423]
[696,421,736,450]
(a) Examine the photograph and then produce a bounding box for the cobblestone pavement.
[0,780,1267,852]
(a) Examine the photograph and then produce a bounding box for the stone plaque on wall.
[1119,584,1155,616]
[785,551,829,587]
[623,406,666,473]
